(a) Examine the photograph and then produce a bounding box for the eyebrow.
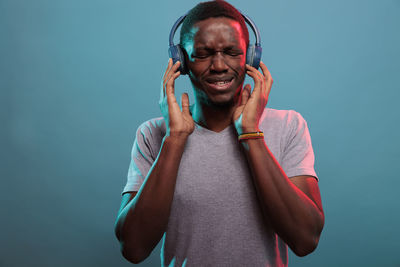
[194,45,239,51]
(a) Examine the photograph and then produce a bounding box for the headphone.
[168,12,262,75]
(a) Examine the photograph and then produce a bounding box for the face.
[183,17,247,107]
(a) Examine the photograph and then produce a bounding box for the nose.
[210,52,228,73]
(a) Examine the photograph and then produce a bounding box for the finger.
[165,71,181,108]
[240,84,251,106]
[181,93,191,115]
[247,63,268,96]
[259,61,273,95]
[162,58,173,81]
[162,59,173,87]
[246,65,263,97]
[259,61,273,85]
[161,58,173,99]
[163,61,181,91]
[259,61,271,78]
[166,70,181,98]
[247,64,265,82]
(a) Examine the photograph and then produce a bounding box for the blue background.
[1,0,399,266]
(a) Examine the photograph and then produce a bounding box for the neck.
[190,92,241,133]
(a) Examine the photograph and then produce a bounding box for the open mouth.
[205,78,234,91]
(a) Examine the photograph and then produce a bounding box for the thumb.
[181,93,191,115]
[240,84,251,105]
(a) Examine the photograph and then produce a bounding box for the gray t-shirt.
[122,108,318,267]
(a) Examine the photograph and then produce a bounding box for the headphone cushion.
[168,45,187,74]
[246,44,262,70]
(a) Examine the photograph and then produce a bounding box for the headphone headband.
[169,13,187,47]
[169,12,261,47]
[168,11,262,74]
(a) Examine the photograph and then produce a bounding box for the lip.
[205,78,234,92]
[205,76,234,83]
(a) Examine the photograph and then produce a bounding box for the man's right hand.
[159,58,195,139]
[117,61,194,262]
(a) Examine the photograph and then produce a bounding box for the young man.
[115,1,324,266]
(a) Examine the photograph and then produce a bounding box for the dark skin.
[184,17,247,133]
[115,17,324,263]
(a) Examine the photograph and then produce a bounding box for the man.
[115,1,324,266]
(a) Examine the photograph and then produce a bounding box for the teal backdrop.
[1,0,399,266]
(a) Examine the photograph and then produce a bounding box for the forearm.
[241,138,324,256]
[116,134,188,262]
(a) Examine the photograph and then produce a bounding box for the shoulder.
[260,108,306,128]
[135,117,167,138]
[131,117,166,159]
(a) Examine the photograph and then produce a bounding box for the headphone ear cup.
[246,44,262,70]
[177,45,188,74]
[168,44,188,75]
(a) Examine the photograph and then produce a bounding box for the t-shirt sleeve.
[122,122,156,195]
[281,111,318,181]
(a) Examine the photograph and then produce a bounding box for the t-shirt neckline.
[194,121,236,137]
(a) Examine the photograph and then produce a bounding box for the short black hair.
[179,0,250,49]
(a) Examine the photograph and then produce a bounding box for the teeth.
[213,81,230,85]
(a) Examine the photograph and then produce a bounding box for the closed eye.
[192,54,210,59]
[224,48,243,57]
[226,51,242,57]
[192,47,243,59]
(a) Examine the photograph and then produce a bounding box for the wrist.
[164,132,189,145]
[235,127,261,136]
[238,131,264,142]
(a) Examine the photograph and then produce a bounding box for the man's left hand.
[232,61,273,135]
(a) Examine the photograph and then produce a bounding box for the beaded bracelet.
[238,131,264,141]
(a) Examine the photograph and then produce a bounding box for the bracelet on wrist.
[238,131,264,141]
